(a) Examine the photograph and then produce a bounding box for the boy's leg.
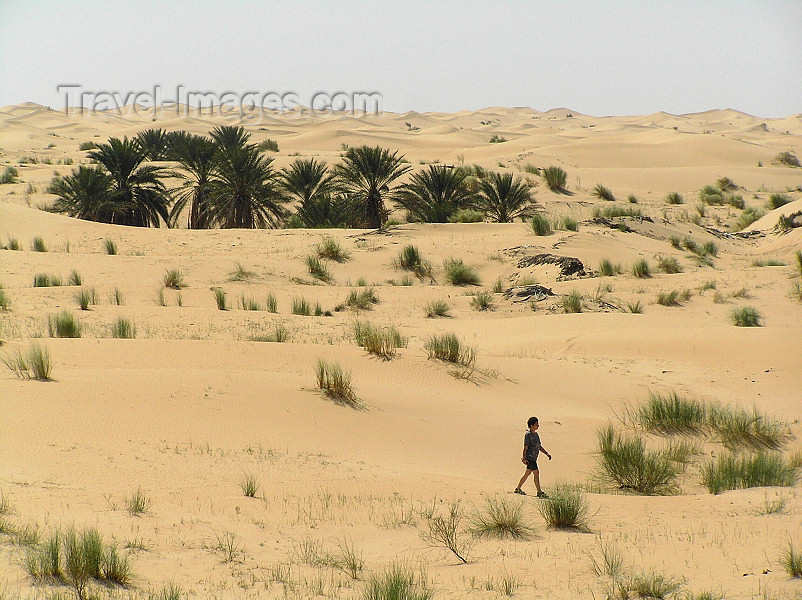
[516,470,532,490]
[532,469,543,494]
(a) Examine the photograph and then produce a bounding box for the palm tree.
[205,143,286,228]
[169,134,218,228]
[136,128,169,161]
[50,165,113,221]
[474,172,536,222]
[295,194,361,228]
[397,165,474,222]
[210,125,253,153]
[88,137,171,227]
[333,145,410,229]
[281,158,335,205]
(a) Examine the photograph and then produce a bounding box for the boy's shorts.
[526,460,538,471]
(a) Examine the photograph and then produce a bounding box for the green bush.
[315,236,351,262]
[774,151,800,167]
[2,342,52,380]
[631,391,707,435]
[782,543,802,578]
[353,320,407,359]
[227,262,257,282]
[595,425,680,495]
[592,205,642,218]
[424,299,451,318]
[734,207,765,231]
[656,289,690,306]
[657,256,683,274]
[163,269,184,289]
[424,333,476,367]
[470,290,495,311]
[213,288,227,310]
[470,496,535,539]
[559,215,579,231]
[665,192,684,205]
[707,404,790,450]
[79,141,98,151]
[530,213,553,235]
[265,292,278,313]
[104,239,117,255]
[767,193,791,210]
[315,359,361,408]
[537,483,589,529]
[305,255,333,282]
[449,208,484,223]
[292,297,311,315]
[0,285,9,311]
[68,270,82,286]
[343,287,379,310]
[592,184,615,201]
[731,306,761,327]
[74,287,97,310]
[32,236,47,252]
[240,473,259,498]
[542,166,567,191]
[34,273,62,287]
[443,258,480,286]
[631,259,651,278]
[702,452,798,494]
[362,562,432,600]
[599,259,621,277]
[6,237,20,250]
[111,318,136,339]
[562,291,582,313]
[0,166,19,184]
[259,139,279,152]
[48,311,82,338]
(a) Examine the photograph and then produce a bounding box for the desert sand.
[0,103,801,599]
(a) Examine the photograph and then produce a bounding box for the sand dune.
[1,104,801,600]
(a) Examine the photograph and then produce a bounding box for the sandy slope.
[0,104,801,600]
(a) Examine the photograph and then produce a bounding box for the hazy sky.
[1,0,800,117]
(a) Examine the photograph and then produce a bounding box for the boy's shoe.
[536,491,549,498]
[513,488,527,495]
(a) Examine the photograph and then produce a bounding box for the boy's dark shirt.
[524,431,541,462]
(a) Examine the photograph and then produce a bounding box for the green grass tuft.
[352,320,407,359]
[592,184,615,201]
[730,306,761,326]
[782,543,802,578]
[67,270,82,286]
[315,236,351,262]
[443,258,480,286]
[363,562,432,600]
[702,452,798,494]
[665,192,684,205]
[227,262,257,282]
[32,236,48,252]
[542,165,567,191]
[315,359,361,408]
[240,473,260,498]
[470,290,495,311]
[657,256,683,274]
[562,290,582,313]
[74,287,97,310]
[48,311,81,338]
[111,318,136,339]
[3,342,52,380]
[305,255,333,282]
[34,273,63,287]
[530,213,553,235]
[537,483,590,529]
[125,487,150,516]
[213,288,227,310]
[627,301,643,314]
[470,496,535,539]
[424,299,451,318]
[292,297,311,315]
[424,333,476,367]
[104,239,117,255]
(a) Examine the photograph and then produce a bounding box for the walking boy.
[514,416,552,497]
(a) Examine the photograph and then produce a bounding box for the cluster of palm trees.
[51,126,539,229]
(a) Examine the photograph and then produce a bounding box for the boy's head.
[527,416,539,429]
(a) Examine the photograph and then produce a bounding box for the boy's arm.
[522,444,528,463]
[539,446,552,460]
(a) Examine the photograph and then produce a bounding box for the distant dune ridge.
[0,102,801,600]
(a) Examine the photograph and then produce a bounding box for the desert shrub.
[292,297,311,315]
[48,311,81,338]
[665,192,684,205]
[111,318,136,339]
[782,543,802,578]
[730,306,761,327]
[352,320,407,359]
[343,287,379,310]
[609,573,683,600]
[595,425,680,495]
[79,141,98,151]
[774,151,800,167]
[530,213,553,235]
[702,452,797,494]
[449,208,484,223]
[559,215,579,231]
[470,290,495,311]
[0,285,9,311]
[707,404,790,450]
[32,236,47,252]
[305,255,333,282]
[420,501,471,564]
[424,299,451,318]
[443,258,480,286]
[542,166,567,191]
[626,301,643,314]
[33,273,61,287]
[227,262,257,282]
[767,193,791,210]
[562,291,582,313]
[240,473,260,498]
[656,289,690,306]
[104,239,117,255]
[657,256,683,274]
[315,236,351,262]
[592,184,615,201]
[163,269,184,289]
[632,391,707,435]
[470,496,534,539]
[593,205,642,218]
[362,562,433,600]
[6,237,20,250]
[793,280,802,301]
[598,259,621,277]
[0,166,19,184]
[251,323,291,343]
[396,245,424,273]
[489,134,507,143]
[265,292,278,312]
[67,270,82,286]
[734,207,765,231]
[102,544,131,584]
[125,487,150,515]
[3,343,52,380]
[239,295,261,311]
[259,139,279,152]
[213,288,227,310]
[156,287,166,306]
[795,249,802,277]
[315,359,360,408]
[424,333,476,367]
[537,483,589,529]
[74,287,97,310]
[631,259,651,278]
